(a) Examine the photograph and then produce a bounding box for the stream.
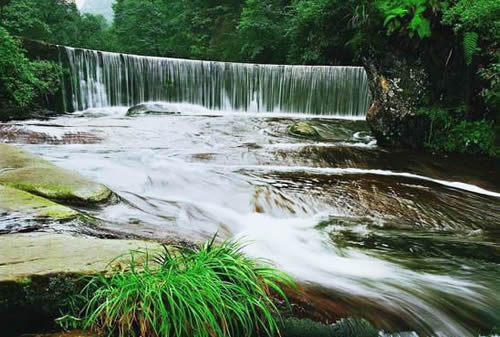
[2,104,499,336]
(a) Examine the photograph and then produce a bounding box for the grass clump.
[57,236,295,337]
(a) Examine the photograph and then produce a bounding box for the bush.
[420,106,496,155]
[57,237,295,337]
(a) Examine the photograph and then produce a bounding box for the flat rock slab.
[0,233,162,282]
[0,144,112,205]
[0,185,78,220]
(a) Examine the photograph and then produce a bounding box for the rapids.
[1,105,499,337]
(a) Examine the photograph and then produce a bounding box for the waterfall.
[60,46,371,116]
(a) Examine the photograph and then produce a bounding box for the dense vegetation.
[0,26,61,120]
[57,238,294,337]
[0,0,498,154]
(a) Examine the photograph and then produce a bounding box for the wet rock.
[0,144,112,205]
[0,233,162,335]
[288,122,322,140]
[126,103,180,116]
[365,57,431,148]
[0,125,103,145]
[0,233,161,282]
[279,317,378,337]
[0,185,79,220]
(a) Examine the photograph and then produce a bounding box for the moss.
[0,143,50,169]
[0,185,79,220]
[0,167,112,204]
[288,122,322,140]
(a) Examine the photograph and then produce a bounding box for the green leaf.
[463,31,479,66]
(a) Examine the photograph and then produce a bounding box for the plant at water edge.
[419,106,496,155]
[57,237,295,337]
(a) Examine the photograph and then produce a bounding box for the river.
[2,103,499,336]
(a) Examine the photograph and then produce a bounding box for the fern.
[463,31,479,66]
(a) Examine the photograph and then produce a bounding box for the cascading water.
[60,46,370,116]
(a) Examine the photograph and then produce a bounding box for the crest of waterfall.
[60,46,371,116]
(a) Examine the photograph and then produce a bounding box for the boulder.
[0,185,78,220]
[364,57,431,148]
[126,102,181,116]
[0,233,162,335]
[288,122,322,140]
[0,144,112,205]
[0,233,161,282]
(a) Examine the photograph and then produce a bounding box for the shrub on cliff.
[57,237,295,337]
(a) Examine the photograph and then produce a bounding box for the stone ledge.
[0,233,162,335]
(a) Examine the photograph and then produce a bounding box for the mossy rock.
[0,144,112,205]
[288,122,322,140]
[0,185,79,220]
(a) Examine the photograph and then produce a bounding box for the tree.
[0,26,61,115]
[2,0,110,49]
[238,0,290,63]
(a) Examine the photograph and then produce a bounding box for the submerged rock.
[126,103,181,116]
[288,122,322,140]
[0,144,112,205]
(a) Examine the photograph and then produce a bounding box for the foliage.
[463,31,478,66]
[286,0,377,65]
[1,0,110,50]
[237,0,289,63]
[376,0,449,39]
[0,26,61,113]
[57,237,295,337]
[110,0,244,60]
[420,106,496,155]
[479,57,500,116]
[442,0,500,40]
[442,0,500,66]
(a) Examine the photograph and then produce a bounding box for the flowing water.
[61,47,370,116]
[2,48,500,337]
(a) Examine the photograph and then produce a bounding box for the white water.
[60,47,371,117]
[6,107,500,337]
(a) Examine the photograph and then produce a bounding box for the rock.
[0,185,79,220]
[364,57,431,148]
[0,144,112,205]
[126,102,180,116]
[288,122,322,140]
[0,125,103,145]
[0,233,161,282]
[0,233,162,335]
[22,332,94,337]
